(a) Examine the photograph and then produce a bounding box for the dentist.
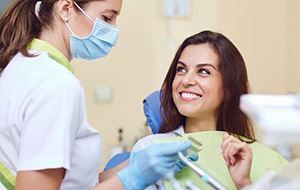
[0,0,191,189]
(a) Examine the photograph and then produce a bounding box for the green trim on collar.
[27,38,74,73]
[0,161,15,190]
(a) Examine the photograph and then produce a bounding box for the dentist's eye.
[103,16,112,22]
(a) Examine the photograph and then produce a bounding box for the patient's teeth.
[182,92,200,99]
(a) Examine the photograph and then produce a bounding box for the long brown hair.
[0,0,97,71]
[159,30,255,141]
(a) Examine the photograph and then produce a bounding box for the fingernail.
[220,148,223,155]
[225,160,229,166]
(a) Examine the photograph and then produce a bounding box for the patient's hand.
[221,132,252,190]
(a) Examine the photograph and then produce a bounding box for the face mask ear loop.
[72,1,95,24]
[64,20,75,36]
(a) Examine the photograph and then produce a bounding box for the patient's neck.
[184,116,217,133]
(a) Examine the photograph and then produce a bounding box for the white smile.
[180,92,201,99]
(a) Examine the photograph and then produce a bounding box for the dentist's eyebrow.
[177,61,217,70]
[105,9,120,16]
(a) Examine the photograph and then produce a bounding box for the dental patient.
[132,30,288,190]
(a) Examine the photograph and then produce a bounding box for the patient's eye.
[176,66,186,74]
[198,68,211,75]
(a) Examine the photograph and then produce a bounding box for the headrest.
[143,90,162,134]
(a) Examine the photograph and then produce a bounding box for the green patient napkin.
[152,131,288,190]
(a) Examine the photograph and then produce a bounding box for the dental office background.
[1,0,300,170]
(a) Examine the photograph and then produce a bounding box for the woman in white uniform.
[0,0,192,189]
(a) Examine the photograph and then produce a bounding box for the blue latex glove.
[117,141,191,190]
[174,153,199,174]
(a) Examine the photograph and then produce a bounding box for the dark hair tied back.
[0,0,47,70]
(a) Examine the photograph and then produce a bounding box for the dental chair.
[141,90,162,134]
[104,90,162,171]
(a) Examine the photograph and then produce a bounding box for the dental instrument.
[177,151,227,190]
[173,131,203,154]
[185,180,202,190]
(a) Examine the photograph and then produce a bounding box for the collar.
[174,126,185,135]
[27,38,74,73]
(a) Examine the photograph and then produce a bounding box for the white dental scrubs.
[0,39,102,190]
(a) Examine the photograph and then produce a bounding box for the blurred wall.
[72,0,300,169]
[287,0,300,93]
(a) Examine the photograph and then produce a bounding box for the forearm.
[92,175,125,190]
[15,168,65,190]
[235,178,252,190]
[99,160,129,182]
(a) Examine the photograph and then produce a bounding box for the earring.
[64,16,69,22]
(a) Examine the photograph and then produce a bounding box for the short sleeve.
[18,74,84,171]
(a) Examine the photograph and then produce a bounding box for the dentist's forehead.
[85,0,122,14]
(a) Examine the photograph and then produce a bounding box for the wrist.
[117,168,136,190]
[236,178,252,190]
[116,164,146,190]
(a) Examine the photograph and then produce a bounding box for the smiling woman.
[160,30,252,137]
[131,30,288,190]
[172,43,224,128]
[0,0,195,189]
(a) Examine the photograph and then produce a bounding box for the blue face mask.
[65,2,120,60]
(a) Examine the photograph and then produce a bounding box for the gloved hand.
[117,141,191,190]
[128,149,198,175]
[174,153,199,174]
